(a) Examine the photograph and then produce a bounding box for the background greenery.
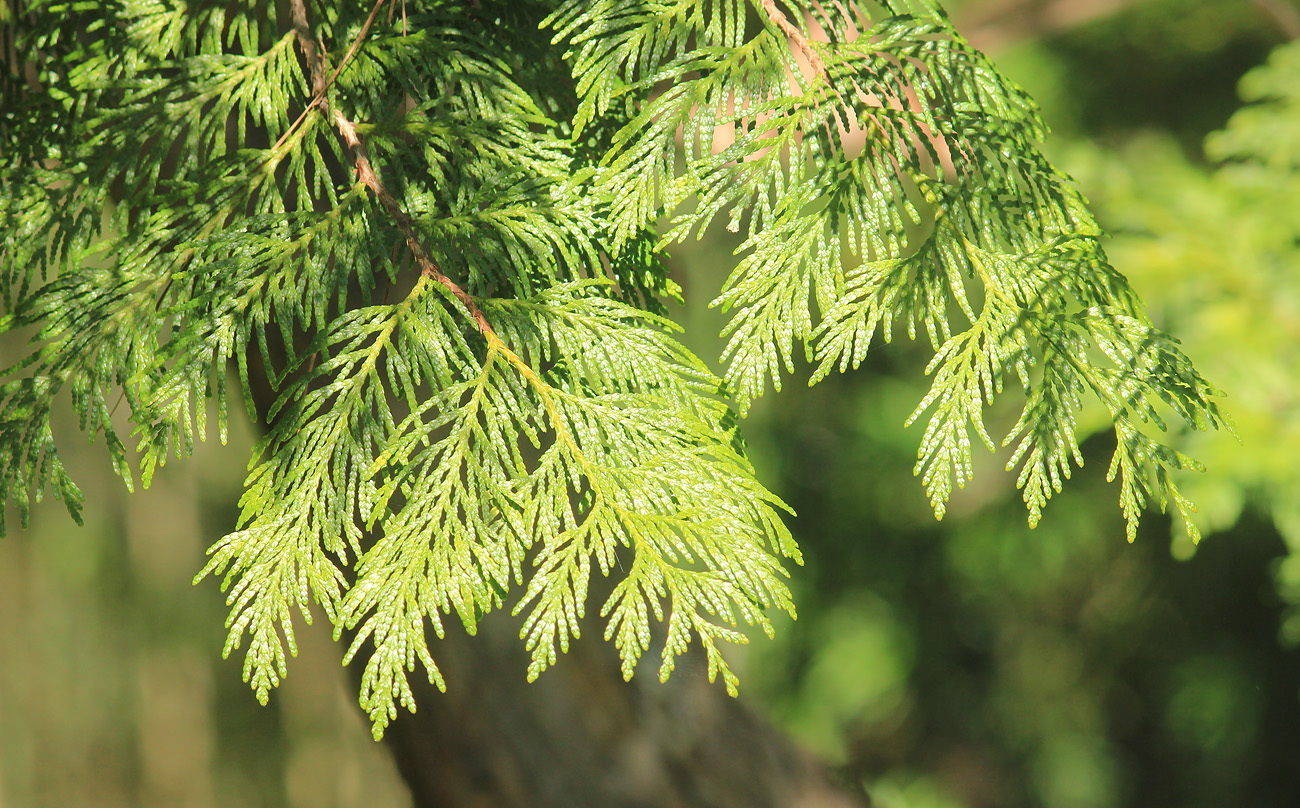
[4,0,1300,806]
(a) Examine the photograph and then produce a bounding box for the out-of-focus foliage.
[954,0,1282,149]
[0,395,412,807]
[1062,37,1300,643]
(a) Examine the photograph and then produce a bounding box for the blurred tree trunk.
[372,614,868,808]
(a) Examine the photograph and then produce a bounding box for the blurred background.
[5,0,1300,806]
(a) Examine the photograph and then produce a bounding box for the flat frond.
[552,1,1226,536]
[3,0,1231,738]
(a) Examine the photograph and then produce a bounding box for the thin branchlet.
[290,0,495,337]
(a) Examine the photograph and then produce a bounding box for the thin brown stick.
[288,0,494,338]
[272,0,389,156]
[761,0,850,129]
[329,108,493,336]
[1253,0,1300,39]
[762,0,830,80]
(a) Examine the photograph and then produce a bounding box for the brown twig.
[761,0,851,145]
[272,0,390,156]
[762,0,830,80]
[1253,0,1300,39]
[288,0,494,338]
[329,109,493,336]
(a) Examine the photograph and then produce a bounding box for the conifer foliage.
[1,0,1226,735]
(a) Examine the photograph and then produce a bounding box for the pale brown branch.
[761,0,855,148]
[272,0,389,157]
[761,0,830,81]
[328,109,493,336]
[288,0,494,338]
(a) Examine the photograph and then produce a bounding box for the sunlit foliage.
[1,0,1224,736]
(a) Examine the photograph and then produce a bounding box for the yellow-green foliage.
[0,0,1226,736]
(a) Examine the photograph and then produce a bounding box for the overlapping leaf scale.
[648,21,1012,414]
[546,0,749,135]
[1070,310,1227,538]
[492,286,798,691]
[350,29,596,298]
[171,193,381,351]
[0,217,190,532]
[366,113,568,197]
[0,377,85,537]
[982,234,1138,318]
[0,159,108,309]
[838,14,1047,179]
[73,29,305,211]
[18,0,326,242]
[489,284,720,408]
[122,0,274,63]
[556,390,796,691]
[809,185,965,378]
[340,292,527,739]
[21,191,380,500]
[198,296,466,710]
[796,14,1225,534]
[345,20,551,124]
[1,167,360,530]
[713,181,828,410]
[136,196,381,468]
[410,170,600,299]
[1107,421,1205,543]
[3,0,321,384]
[335,284,797,735]
[717,146,923,411]
[198,495,352,704]
[549,0,777,249]
[905,282,1031,518]
[987,289,1225,541]
[343,360,526,736]
[1003,325,1089,529]
[811,255,911,380]
[548,2,964,413]
[905,70,1219,536]
[664,66,819,246]
[607,37,795,247]
[703,15,1054,400]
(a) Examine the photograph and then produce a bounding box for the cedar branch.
[288,0,494,338]
[275,0,388,155]
[762,0,829,81]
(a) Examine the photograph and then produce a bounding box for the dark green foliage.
[1,0,1225,735]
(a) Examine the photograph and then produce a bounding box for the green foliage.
[1,0,1225,735]
[1061,37,1300,638]
[549,0,1227,537]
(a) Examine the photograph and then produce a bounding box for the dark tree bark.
[373,611,869,808]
